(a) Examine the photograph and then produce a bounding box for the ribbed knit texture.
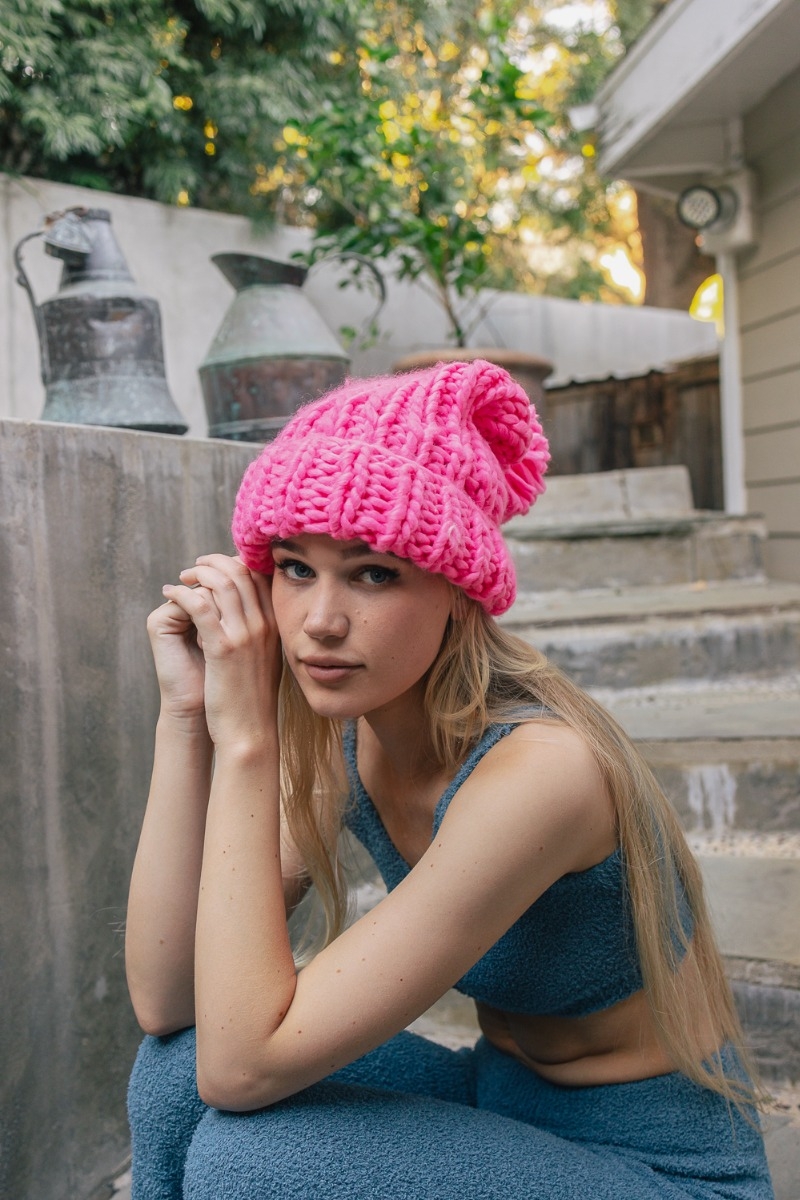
[232,359,549,615]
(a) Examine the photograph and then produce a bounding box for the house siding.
[740,69,800,581]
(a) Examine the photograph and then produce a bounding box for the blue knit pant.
[128,1027,773,1199]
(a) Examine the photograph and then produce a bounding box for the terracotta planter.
[392,348,553,415]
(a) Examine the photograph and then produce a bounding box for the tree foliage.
[273,1,651,342]
[0,0,353,214]
[272,2,557,344]
[0,0,671,335]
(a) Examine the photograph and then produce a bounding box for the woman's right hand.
[146,594,207,723]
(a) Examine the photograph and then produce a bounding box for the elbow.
[137,1012,192,1039]
[196,1038,298,1111]
[196,1063,280,1112]
[130,993,195,1039]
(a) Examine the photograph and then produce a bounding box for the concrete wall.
[1,172,716,435]
[740,68,800,581]
[0,418,258,1200]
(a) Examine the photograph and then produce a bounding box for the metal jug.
[14,207,187,434]
[199,253,383,442]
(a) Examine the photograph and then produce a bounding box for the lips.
[300,658,362,683]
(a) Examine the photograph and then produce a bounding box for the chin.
[296,684,370,722]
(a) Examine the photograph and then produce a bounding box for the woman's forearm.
[125,713,213,1034]
[193,734,297,1103]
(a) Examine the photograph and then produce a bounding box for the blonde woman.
[126,361,773,1198]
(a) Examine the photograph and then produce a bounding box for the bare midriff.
[476,946,719,1087]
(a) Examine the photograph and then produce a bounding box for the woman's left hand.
[162,554,282,752]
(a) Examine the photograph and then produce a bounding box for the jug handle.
[13,230,51,386]
[307,252,386,345]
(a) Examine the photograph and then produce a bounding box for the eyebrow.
[272,538,396,561]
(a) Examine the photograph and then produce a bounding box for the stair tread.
[592,678,800,741]
[505,580,800,629]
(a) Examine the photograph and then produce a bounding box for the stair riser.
[733,980,800,1086]
[512,614,800,688]
[507,527,764,592]
[647,755,800,835]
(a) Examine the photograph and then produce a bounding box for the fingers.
[162,554,273,649]
[183,556,264,622]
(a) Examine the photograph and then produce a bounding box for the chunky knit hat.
[232,358,549,615]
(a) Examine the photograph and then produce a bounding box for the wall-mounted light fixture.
[677,184,738,232]
[675,170,757,254]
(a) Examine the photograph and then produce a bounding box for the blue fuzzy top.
[343,720,690,1018]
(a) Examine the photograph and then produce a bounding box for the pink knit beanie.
[232,358,549,615]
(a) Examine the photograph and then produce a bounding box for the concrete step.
[503,583,800,689]
[691,839,800,1098]
[691,838,800,971]
[506,512,766,592]
[587,678,800,833]
[504,465,766,591]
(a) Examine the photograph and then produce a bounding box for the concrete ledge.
[0,420,258,1200]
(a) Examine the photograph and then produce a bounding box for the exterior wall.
[1,173,716,437]
[0,419,259,1200]
[740,68,800,580]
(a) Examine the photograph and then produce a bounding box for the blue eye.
[359,565,399,585]
[275,559,314,581]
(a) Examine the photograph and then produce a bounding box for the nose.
[303,581,349,641]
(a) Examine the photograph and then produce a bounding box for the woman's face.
[270,533,453,721]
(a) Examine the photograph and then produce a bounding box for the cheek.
[269,585,295,640]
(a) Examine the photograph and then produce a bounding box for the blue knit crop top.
[343,720,692,1018]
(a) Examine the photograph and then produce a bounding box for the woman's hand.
[161,554,282,752]
[147,591,208,724]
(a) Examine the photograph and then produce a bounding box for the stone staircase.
[499,466,800,1197]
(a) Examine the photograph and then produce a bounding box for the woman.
[126,360,773,1199]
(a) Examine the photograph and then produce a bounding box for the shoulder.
[444,718,617,874]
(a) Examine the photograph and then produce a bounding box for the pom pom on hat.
[232,358,549,615]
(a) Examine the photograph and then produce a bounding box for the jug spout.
[212,253,307,292]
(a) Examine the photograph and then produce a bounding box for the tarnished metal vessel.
[14,206,187,434]
[199,254,352,442]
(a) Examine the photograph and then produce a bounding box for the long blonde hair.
[280,595,760,1109]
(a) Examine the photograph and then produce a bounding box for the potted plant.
[268,3,556,402]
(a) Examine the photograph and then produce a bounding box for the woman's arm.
[125,563,307,1036]
[126,587,214,1034]
[125,711,213,1035]
[198,723,611,1111]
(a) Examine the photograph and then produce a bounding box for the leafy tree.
[1,0,683,321]
[267,1,651,343]
[270,2,559,345]
[0,0,354,215]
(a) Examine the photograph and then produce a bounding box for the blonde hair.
[280,595,760,1109]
